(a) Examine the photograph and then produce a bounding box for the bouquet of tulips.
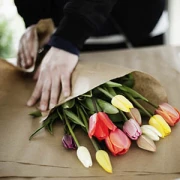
[29,73,180,173]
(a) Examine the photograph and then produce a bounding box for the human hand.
[27,47,79,111]
[17,25,38,69]
[17,19,54,69]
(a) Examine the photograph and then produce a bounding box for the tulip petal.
[149,116,165,138]
[77,146,92,168]
[141,126,159,141]
[136,135,156,152]
[88,113,98,138]
[123,119,141,140]
[110,129,131,150]
[154,115,171,136]
[159,103,179,119]
[105,136,123,155]
[111,95,133,112]
[127,108,142,125]
[141,125,162,137]
[98,112,117,131]
[96,150,112,173]
[156,109,175,126]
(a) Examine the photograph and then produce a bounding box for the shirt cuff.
[48,36,80,56]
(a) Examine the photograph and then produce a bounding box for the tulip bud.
[136,135,156,152]
[141,125,162,141]
[156,103,180,126]
[127,108,142,125]
[62,134,77,149]
[96,150,112,173]
[123,119,142,140]
[111,95,133,112]
[76,146,92,168]
[149,115,171,138]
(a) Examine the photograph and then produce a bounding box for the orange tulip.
[155,103,180,126]
[105,129,131,156]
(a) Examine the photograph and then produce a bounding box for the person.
[14,0,167,111]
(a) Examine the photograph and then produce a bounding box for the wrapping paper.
[0,45,180,179]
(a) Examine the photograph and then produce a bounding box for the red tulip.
[155,103,180,126]
[123,119,142,140]
[105,129,131,156]
[88,112,117,140]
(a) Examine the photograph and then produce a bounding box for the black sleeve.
[53,0,118,49]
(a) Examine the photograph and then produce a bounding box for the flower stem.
[62,110,80,147]
[97,87,113,99]
[92,97,99,113]
[119,110,128,121]
[146,101,158,109]
[125,93,153,117]
[78,104,100,152]
[78,105,88,130]
[90,137,100,151]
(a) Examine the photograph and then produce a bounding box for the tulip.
[105,128,131,156]
[76,146,92,168]
[111,95,133,112]
[127,108,142,125]
[155,103,180,126]
[62,134,77,149]
[96,150,112,173]
[149,115,171,138]
[88,112,117,140]
[136,134,156,152]
[123,119,142,140]
[141,125,162,141]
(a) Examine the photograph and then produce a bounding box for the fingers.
[17,25,38,69]
[49,75,61,109]
[22,41,34,68]
[27,80,43,107]
[61,73,71,97]
[40,79,51,111]
[33,65,40,80]
[26,48,79,111]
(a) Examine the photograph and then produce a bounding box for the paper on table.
[0,45,180,179]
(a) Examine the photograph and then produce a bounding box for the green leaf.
[62,99,75,109]
[106,86,117,96]
[108,113,124,123]
[84,97,101,112]
[29,110,42,118]
[105,81,122,87]
[97,98,119,114]
[64,109,85,127]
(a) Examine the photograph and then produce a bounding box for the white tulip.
[141,125,162,141]
[77,146,93,168]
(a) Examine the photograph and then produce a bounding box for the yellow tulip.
[149,115,171,138]
[111,95,133,112]
[96,150,112,173]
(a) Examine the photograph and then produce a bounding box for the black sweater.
[15,0,165,51]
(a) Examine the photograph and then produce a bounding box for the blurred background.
[0,0,180,60]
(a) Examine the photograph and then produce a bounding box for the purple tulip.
[62,134,77,149]
[123,119,142,140]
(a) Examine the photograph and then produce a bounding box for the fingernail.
[49,103,55,109]
[27,100,33,106]
[40,105,47,111]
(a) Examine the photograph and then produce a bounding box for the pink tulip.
[155,103,180,126]
[105,129,131,156]
[123,119,142,140]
